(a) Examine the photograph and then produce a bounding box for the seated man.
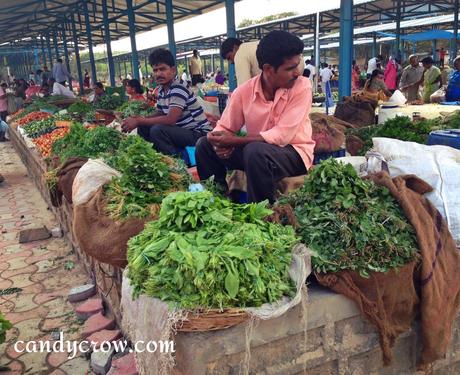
[196,30,315,203]
[122,48,212,155]
[48,78,76,98]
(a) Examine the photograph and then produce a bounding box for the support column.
[53,29,60,61]
[33,48,40,72]
[124,60,128,77]
[372,33,377,58]
[432,39,437,61]
[40,37,47,67]
[71,15,84,94]
[46,34,53,68]
[338,0,353,100]
[412,42,416,55]
[165,0,177,61]
[220,54,224,72]
[126,0,140,80]
[395,0,401,60]
[453,0,459,60]
[102,0,116,87]
[61,27,72,89]
[314,12,320,92]
[185,55,189,75]
[83,0,97,84]
[225,0,236,91]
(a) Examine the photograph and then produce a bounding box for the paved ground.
[0,141,92,374]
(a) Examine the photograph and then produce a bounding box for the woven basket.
[177,308,249,332]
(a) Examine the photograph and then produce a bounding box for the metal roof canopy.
[0,0,232,50]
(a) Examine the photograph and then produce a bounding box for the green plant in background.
[127,191,298,309]
[283,158,418,277]
[0,313,12,344]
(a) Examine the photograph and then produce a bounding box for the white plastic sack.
[372,137,460,246]
[72,159,121,206]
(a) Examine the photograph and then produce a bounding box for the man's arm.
[234,51,252,86]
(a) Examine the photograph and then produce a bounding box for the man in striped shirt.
[122,48,212,155]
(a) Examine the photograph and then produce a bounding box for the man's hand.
[122,117,139,133]
[214,146,235,159]
[207,131,238,148]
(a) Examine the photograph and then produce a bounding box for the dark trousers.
[137,124,205,156]
[0,111,7,122]
[191,74,202,86]
[195,137,307,203]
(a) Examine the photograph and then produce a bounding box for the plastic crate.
[313,148,346,165]
[180,146,196,167]
[427,129,460,150]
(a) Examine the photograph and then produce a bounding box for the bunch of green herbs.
[23,117,57,138]
[283,158,418,277]
[95,94,125,110]
[127,191,298,309]
[116,101,157,119]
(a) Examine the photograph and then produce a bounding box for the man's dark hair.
[1,83,7,88]
[49,77,55,83]
[421,56,434,65]
[370,69,384,80]
[220,38,243,58]
[193,49,198,56]
[127,79,143,94]
[36,69,42,75]
[256,31,304,71]
[376,54,383,60]
[57,58,63,63]
[95,81,104,90]
[149,48,175,67]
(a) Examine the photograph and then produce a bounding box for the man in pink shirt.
[196,31,315,203]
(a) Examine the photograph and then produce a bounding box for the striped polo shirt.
[157,79,212,132]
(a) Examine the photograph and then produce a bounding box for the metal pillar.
[412,42,416,55]
[220,55,224,72]
[185,55,189,75]
[53,29,60,61]
[40,37,46,67]
[338,0,353,100]
[453,0,459,60]
[395,0,401,59]
[211,54,215,72]
[83,0,97,84]
[126,0,140,80]
[124,60,128,77]
[225,0,236,91]
[372,33,377,58]
[102,0,116,87]
[60,27,72,89]
[144,55,148,76]
[33,48,39,72]
[165,0,177,61]
[46,34,53,68]
[71,15,84,94]
[432,39,437,61]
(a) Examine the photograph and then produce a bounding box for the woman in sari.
[445,56,460,102]
[421,56,441,103]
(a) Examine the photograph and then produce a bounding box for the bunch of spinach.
[283,159,418,277]
[104,136,191,220]
[95,94,125,110]
[67,101,94,120]
[116,101,157,119]
[127,191,298,309]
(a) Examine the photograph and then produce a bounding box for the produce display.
[17,111,51,127]
[14,98,59,119]
[95,94,125,111]
[117,100,157,119]
[67,101,94,119]
[0,312,12,345]
[283,159,418,277]
[33,127,70,157]
[22,117,57,139]
[51,123,123,163]
[105,136,190,220]
[127,191,298,309]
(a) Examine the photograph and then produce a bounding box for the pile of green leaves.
[104,136,190,220]
[440,110,460,130]
[283,159,418,277]
[116,101,157,119]
[16,99,59,119]
[23,117,57,138]
[0,312,12,344]
[51,123,123,163]
[127,191,298,309]
[348,116,438,155]
[67,101,94,119]
[95,94,125,110]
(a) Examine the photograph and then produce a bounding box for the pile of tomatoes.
[33,127,70,157]
[17,112,51,127]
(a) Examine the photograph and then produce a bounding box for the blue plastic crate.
[180,146,196,167]
[427,129,460,150]
[313,148,346,165]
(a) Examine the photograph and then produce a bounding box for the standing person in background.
[352,60,360,91]
[0,82,8,122]
[320,63,334,94]
[28,71,35,82]
[420,56,441,103]
[84,69,90,88]
[52,58,71,86]
[305,59,316,89]
[367,54,383,79]
[189,49,203,86]
[399,55,424,102]
[439,47,446,68]
[384,56,398,93]
[41,66,50,85]
[181,70,188,83]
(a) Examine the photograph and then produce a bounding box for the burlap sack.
[56,157,88,205]
[310,116,345,153]
[334,100,376,127]
[73,187,147,268]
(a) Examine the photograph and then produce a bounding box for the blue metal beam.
[126,0,140,80]
[395,0,401,59]
[225,0,236,91]
[453,0,459,60]
[71,15,84,95]
[61,27,72,89]
[46,34,53,68]
[83,0,97,84]
[102,0,116,87]
[40,37,46,67]
[165,0,177,62]
[53,29,60,61]
[338,0,353,100]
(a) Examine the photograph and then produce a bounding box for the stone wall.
[172,287,460,375]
